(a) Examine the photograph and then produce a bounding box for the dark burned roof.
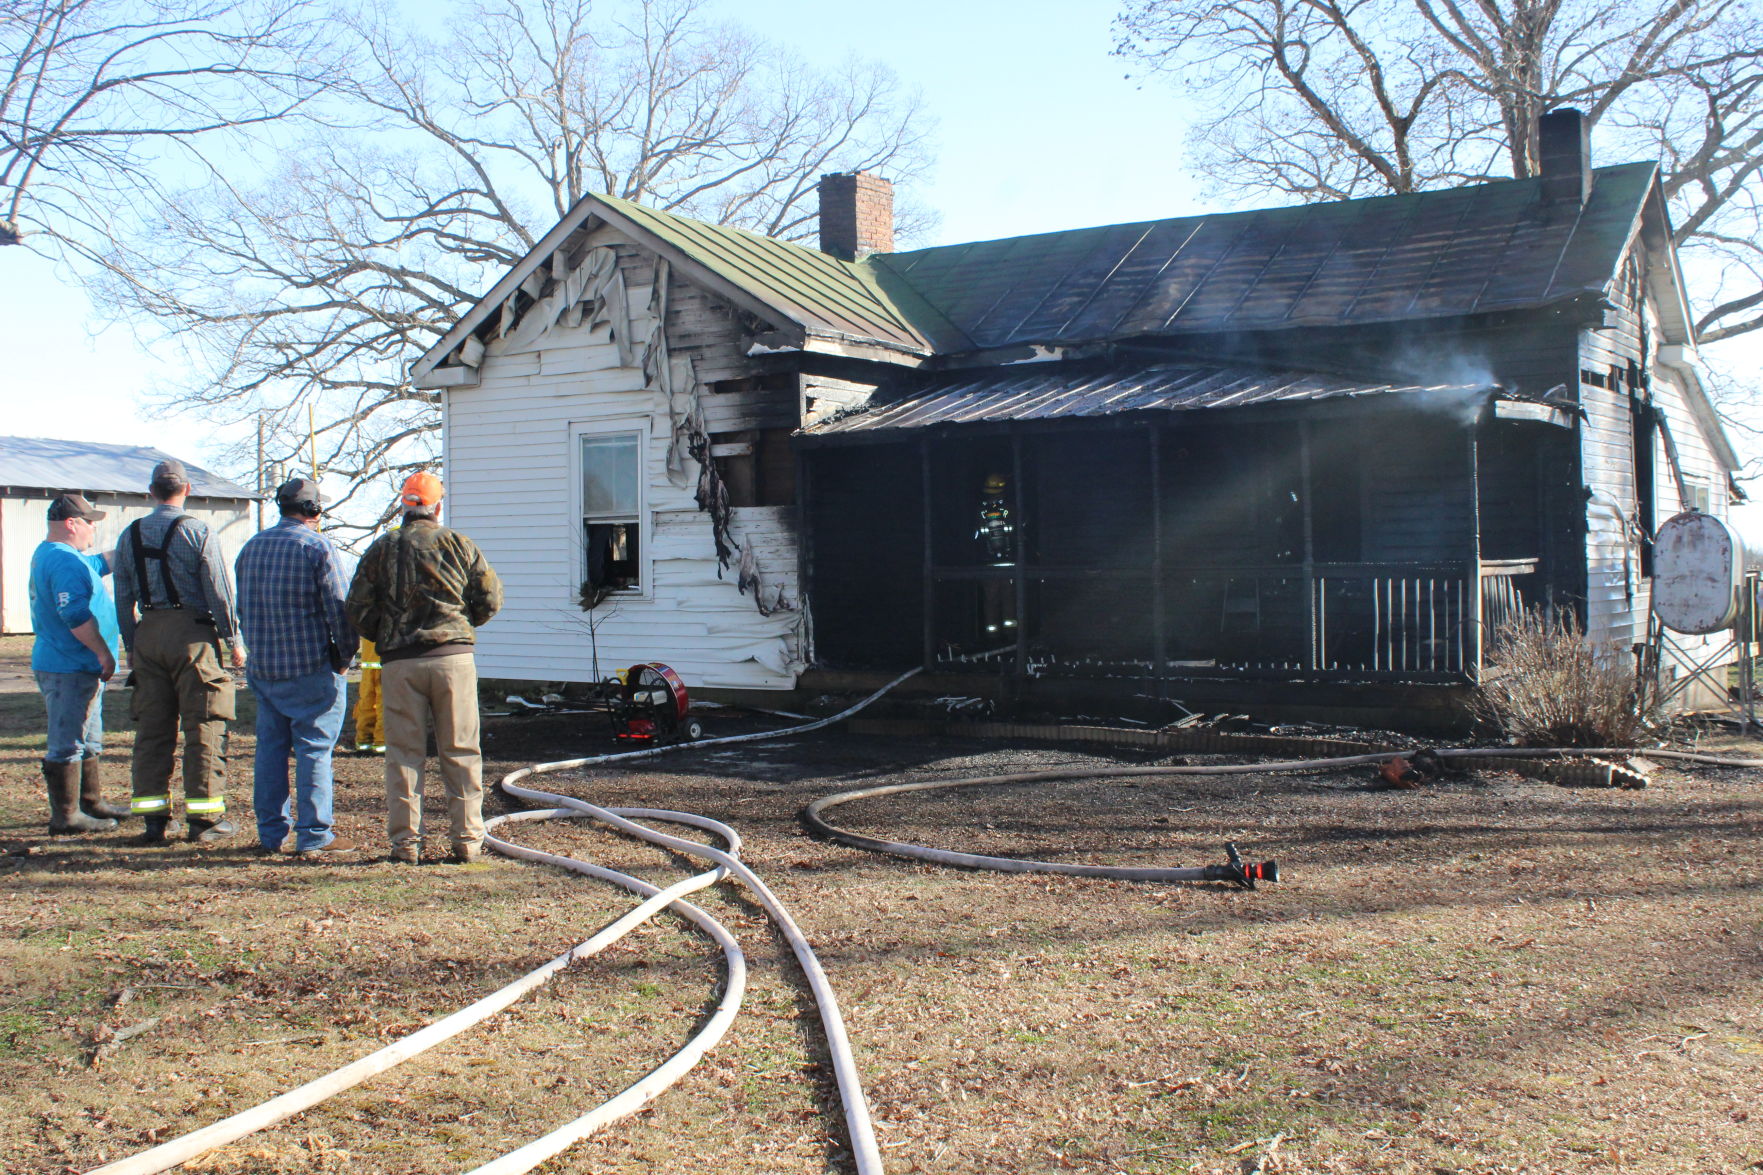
[417,162,1663,381]
[874,163,1658,352]
[802,363,1493,439]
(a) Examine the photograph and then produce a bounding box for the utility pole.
[255,414,265,532]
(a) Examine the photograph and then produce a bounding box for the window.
[580,431,643,593]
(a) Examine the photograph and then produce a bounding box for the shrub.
[1474,609,1658,747]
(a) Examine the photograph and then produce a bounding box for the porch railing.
[928,560,1535,682]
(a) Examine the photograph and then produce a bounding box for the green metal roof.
[594,194,933,353]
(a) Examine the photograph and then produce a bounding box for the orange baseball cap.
[400,471,444,507]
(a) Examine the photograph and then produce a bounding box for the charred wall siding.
[1579,251,1647,651]
[1573,241,1729,664]
[804,444,924,668]
[445,228,806,689]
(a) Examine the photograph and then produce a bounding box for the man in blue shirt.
[30,493,130,834]
[234,478,361,859]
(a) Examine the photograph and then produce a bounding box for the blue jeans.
[35,671,104,763]
[249,670,347,851]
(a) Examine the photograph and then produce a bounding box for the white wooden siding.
[1579,250,1647,656]
[1579,244,1735,688]
[444,231,805,689]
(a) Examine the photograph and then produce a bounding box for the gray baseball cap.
[275,477,324,513]
[150,459,190,487]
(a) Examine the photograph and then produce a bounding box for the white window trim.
[570,418,652,600]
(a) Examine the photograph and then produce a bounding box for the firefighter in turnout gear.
[112,460,245,844]
[354,638,385,753]
[976,472,1017,636]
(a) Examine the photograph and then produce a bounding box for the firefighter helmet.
[983,473,1007,493]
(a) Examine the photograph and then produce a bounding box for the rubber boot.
[79,757,131,821]
[43,761,116,835]
[137,814,178,845]
[187,817,236,845]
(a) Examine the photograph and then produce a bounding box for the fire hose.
[82,658,1763,1175]
[800,744,1763,881]
[81,670,923,1175]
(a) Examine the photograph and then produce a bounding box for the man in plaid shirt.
[235,478,361,858]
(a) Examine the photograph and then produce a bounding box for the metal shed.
[0,436,259,634]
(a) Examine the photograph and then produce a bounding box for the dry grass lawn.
[1,634,1760,1174]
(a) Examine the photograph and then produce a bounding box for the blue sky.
[5,0,1758,521]
[1,0,1197,460]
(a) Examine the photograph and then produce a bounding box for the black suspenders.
[127,515,189,609]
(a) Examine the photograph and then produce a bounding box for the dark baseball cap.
[150,459,190,487]
[47,492,106,522]
[275,477,324,512]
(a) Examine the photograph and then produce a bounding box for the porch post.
[1012,428,1028,671]
[1467,423,1484,679]
[795,445,814,659]
[1150,426,1166,692]
[921,437,935,672]
[1299,420,1317,670]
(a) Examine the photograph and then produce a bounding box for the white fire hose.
[82,651,1763,1175]
[85,805,750,1175]
[83,671,922,1175]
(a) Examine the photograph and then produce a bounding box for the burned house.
[413,111,1739,720]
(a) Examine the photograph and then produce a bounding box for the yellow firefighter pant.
[382,654,484,852]
[354,640,383,747]
[128,610,234,817]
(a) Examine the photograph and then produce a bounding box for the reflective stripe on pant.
[131,794,170,815]
[382,653,483,852]
[129,609,234,815]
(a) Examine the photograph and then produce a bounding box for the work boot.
[298,834,360,861]
[137,814,181,845]
[187,817,237,845]
[43,761,116,835]
[450,842,483,865]
[78,757,131,821]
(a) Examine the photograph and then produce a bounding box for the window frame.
[570,420,650,599]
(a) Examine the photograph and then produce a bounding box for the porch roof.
[802,362,1494,436]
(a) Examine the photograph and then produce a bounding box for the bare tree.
[1,0,335,254]
[97,0,935,541]
[1115,0,1763,344]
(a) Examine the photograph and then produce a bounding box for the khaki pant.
[382,654,484,852]
[129,610,234,818]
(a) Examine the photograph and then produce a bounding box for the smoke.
[1389,345,1502,426]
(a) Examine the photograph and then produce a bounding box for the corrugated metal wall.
[2,493,254,635]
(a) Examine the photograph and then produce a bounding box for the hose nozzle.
[1203,842,1280,889]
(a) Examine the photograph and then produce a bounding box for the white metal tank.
[1653,511,1758,635]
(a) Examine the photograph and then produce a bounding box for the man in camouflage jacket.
[346,473,502,864]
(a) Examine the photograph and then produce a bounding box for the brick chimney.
[818,171,894,260]
[1538,108,1591,204]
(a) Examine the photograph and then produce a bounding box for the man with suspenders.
[112,460,246,844]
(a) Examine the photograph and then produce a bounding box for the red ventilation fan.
[608,663,701,744]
